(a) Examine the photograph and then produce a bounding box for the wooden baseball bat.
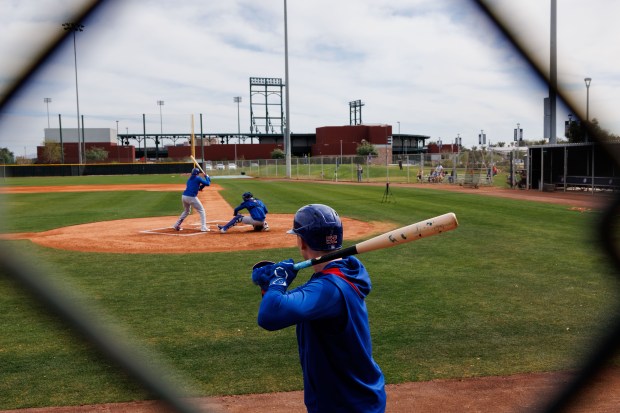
[293,212,458,270]
[190,155,206,175]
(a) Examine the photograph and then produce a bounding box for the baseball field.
[0,175,618,412]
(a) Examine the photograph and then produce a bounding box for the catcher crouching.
[218,191,269,233]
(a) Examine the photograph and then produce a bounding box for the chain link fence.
[222,149,527,187]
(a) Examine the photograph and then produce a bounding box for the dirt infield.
[1,182,618,412]
[0,184,392,253]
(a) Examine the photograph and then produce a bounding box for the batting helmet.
[242,191,253,201]
[287,204,343,251]
[191,167,201,176]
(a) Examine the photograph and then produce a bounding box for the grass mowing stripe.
[1,191,180,232]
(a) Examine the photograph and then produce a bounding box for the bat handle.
[293,260,312,271]
[292,246,357,271]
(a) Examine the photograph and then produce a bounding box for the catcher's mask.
[242,191,253,201]
[287,204,343,251]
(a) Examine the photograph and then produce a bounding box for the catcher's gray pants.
[240,216,264,227]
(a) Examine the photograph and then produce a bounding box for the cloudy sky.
[1,0,618,157]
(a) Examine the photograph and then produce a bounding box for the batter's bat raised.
[293,212,459,271]
[190,155,206,175]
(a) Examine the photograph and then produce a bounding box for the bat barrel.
[293,212,458,271]
[355,212,458,254]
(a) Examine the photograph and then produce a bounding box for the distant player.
[173,167,211,232]
[218,191,269,233]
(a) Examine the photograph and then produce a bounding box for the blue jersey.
[182,175,210,197]
[258,256,386,413]
[234,198,268,221]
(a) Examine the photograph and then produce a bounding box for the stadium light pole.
[584,77,592,122]
[156,100,164,161]
[157,100,164,133]
[584,77,591,143]
[44,98,52,128]
[397,121,401,158]
[234,97,242,135]
[234,96,242,163]
[63,22,84,164]
[283,0,292,178]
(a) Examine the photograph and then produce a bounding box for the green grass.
[0,191,180,232]
[1,177,619,409]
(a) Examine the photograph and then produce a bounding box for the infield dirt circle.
[0,182,617,413]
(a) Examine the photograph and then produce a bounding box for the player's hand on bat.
[270,259,298,288]
[252,261,276,292]
[251,259,298,292]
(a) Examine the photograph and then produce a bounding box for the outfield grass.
[0,177,618,409]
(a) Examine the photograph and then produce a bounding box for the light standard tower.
[44,98,52,128]
[63,22,84,164]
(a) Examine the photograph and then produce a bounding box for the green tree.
[85,146,109,162]
[40,140,62,163]
[356,140,377,156]
[0,147,15,164]
[271,148,285,159]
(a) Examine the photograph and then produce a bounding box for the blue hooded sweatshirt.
[182,174,210,197]
[257,256,386,413]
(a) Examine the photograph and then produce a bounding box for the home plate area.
[140,220,231,236]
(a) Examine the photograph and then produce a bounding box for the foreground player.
[173,167,210,232]
[218,191,269,233]
[251,204,386,412]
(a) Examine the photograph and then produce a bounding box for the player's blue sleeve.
[200,176,211,186]
[234,200,251,216]
[257,279,343,331]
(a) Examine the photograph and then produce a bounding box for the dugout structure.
[528,142,620,191]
